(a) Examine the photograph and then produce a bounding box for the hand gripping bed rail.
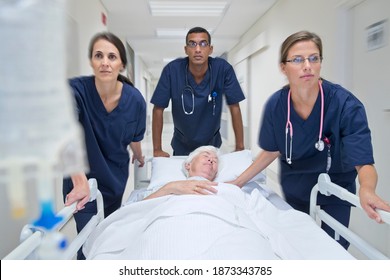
[3,178,104,260]
[310,173,390,260]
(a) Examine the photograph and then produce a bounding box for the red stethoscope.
[285,80,331,172]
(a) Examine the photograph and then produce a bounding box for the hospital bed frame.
[3,178,104,260]
[310,173,390,260]
[135,158,390,259]
[4,159,390,260]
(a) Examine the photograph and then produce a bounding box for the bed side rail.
[134,157,153,189]
[3,178,104,260]
[310,173,390,260]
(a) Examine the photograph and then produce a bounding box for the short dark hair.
[186,27,211,44]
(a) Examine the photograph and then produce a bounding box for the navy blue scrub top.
[64,76,146,208]
[151,57,245,155]
[259,79,374,205]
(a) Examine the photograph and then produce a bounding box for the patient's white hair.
[182,145,220,177]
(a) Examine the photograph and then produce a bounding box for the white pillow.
[148,157,187,191]
[214,150,265,183]
[147,150,265,191]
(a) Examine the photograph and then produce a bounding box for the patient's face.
[187,151,218,181]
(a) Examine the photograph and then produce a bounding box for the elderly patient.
[83,145,354,260]
[144,145,220,200]
[84,145,282,259]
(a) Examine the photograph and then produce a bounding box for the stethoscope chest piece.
[315,139,324,151]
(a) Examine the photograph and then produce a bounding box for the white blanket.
[83,183,354,260]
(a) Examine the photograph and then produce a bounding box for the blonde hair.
[182,145,220,177]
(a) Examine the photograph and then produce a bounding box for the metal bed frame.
[3,178,104,260]
[310,173,390,260]
[4,171,389,260]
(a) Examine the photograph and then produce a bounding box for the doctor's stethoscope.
[181,63,216,115]
[285,80,331,172]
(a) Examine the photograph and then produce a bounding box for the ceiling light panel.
[149,1,228,17]
[156,28,188,37]
[156,28,213,37]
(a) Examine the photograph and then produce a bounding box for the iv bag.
[0,0,87,175]
[0,0,88,217]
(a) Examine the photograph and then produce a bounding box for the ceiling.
[100,0,277,79]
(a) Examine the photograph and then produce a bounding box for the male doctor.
[151,26,245,156]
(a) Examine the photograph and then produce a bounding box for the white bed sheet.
[83,183,354,260]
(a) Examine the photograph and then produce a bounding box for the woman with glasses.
[151,26,245,156]
[229,30,390,249]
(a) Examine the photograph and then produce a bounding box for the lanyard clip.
[210,92,217,115]
[323,137,331,173]
[209,91,217,102]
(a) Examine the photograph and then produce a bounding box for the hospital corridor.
[1,0,390,264]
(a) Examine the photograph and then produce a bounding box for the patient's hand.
[161,180,218,196]
[144,180,218,200]
[178,180,218,195]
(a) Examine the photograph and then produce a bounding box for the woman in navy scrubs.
[230,30,390,249]
[63,32,146,258]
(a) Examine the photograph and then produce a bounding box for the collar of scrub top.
[181,63,214,115]
[285,80,325,165]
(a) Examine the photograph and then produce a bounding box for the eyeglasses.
[187,40,210,48]
[285,55,322,65]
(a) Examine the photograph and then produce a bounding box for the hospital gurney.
[123,151,388,260]
[7,152,388,260]
[3,179,104,260]
[78,151,358,260]
[310,173,390,260]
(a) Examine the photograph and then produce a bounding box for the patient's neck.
[188,172,216,181]
[188,176,208,181]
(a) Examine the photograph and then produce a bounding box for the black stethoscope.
[285,81,331,172]
[181,64,217,115]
